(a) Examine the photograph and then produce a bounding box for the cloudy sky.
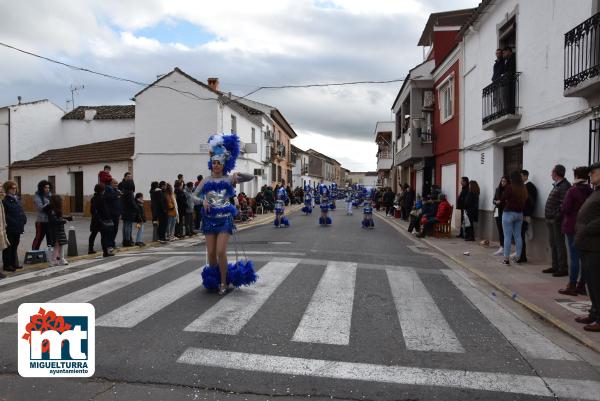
[0,0,478,171]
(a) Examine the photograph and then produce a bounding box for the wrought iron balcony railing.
[564,12,600,90]
[482,72,520,126]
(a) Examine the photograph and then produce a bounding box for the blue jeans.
[567,234,581,284]
[122,221,133,243]
[168,216,177,237]
[502,211,523,259]
[135,223,144,243]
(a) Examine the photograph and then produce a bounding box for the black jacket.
[121,190,138,222]
[524,181,538,217]
[493,186,505,215]
[2,195,27,234]
[457,186,469,210]
[503,55,516,76]
[175,188,187,214]
[465,192,479,223]
[104,186,122,218]
[90,193,111,231]
[574,187,600,252]
[135,201,147,224]
[492,58,505,81]
[150,189,167,220]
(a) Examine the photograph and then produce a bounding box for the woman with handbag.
[90,183,114,257]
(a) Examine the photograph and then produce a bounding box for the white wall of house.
[461,0,597,259]
[11,161,129,197]
[4,100,64,164]
[133,70,261,195]
[61,119,134,148]
[0,108,8,182]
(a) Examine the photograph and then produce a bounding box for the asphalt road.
[1,204,600,401]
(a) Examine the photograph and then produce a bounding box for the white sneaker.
[493,247,504,256]
[60,258,69,266]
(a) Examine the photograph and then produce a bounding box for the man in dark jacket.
[174,181,187,238]
[574,162,600,332]
[2,181,26,272]
[456,177,469,238]
[492,48,504,81]
[120,176,137,247]
[543,164,571,276]
[152,181,168,242]
[104,179,122,249]
[520,170,538,262]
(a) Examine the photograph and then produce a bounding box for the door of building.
[441,163,457,227]
[503,143,523,177]
[72,172,84,213]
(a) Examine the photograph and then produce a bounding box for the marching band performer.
[318,182,332,226]
[345,185,354,215]
[194,133,257,295]
[329,182,337,210]
[362,200,375,229]
[301,184,313,215]
[274,186,290,227]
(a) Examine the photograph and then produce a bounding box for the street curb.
[374,210,600,354]
[7,205,302,277]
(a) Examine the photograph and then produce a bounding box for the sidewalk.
[3,206,299,278]
[376,210,600,353]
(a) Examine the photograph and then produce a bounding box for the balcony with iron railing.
[482,72,521,131]
[564,11,600,97]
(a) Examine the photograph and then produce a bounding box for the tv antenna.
[70,85,84,109]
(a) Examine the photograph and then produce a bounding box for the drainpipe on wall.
[7,107,11,180]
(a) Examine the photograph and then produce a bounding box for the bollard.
[67,226,78,257]
[152,223,158,241]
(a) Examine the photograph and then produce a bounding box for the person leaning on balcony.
[502,47,517,113]
[558,166,592,296]
[573,162,600,332]
[543,164,571,277]
[492,48,505,81]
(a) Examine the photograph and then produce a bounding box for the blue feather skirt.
[201,215,235,235]
[201,260,258,290]
[301,205,312,214]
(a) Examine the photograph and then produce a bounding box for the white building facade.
[460,0,600,260]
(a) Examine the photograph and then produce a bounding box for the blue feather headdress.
[207,133,240,174]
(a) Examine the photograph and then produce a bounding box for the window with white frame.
[438,76,454,123]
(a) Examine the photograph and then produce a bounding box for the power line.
[0,41,404,102]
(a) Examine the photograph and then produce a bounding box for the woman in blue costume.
[274,187,290,227]
[194,133,257,295]
[329,183,337,210]
[362,200,375,229]
[318,182,332,226]
[301,184,313,215]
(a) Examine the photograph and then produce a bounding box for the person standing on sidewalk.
[456,177,470,238]
[90,183,114,257]
[174,181,187,238]
[558,166,592,296]
[193,175,203,230]
[2,181,26,273]
[543,164,571,276]
[493,176,509,256]
[120,173,137,247]
[133,192,147,246]
[520,170,538,263]
[574,162,600,332]
[104,179,122,250]
[464,181,480,241]
[184,182,195,237]
[31,180,51,250]
[500,171,527,265]
[0,185,9,279]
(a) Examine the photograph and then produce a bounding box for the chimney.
[17,96,21,105]
[207,77,219,92]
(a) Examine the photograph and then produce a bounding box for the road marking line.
[116,251,306,257]
[0,256,190,323]
[387,269,464,353]
[0,258,141,307]
[176,348,600,399]
[95,268,202,328]
[292,261,357,345]
[184,260,299,334]
[0,259,98,288]
[443,269,576,361]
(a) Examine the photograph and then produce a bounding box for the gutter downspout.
[7,108,11,180]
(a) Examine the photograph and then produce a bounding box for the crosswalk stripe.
[387,269,464,353]
[95,268,202,328]
[0,256,190,323]
[0,259,98,288]
[0,257,141,307]
[442,269,576,360]
[292,261,357,345]
[177,348,573,398]
[184,260,299,335]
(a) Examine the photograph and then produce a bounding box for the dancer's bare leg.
[205,234,217,266]
[216,233,230,290]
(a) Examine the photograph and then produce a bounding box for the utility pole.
[70,85,84,109]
